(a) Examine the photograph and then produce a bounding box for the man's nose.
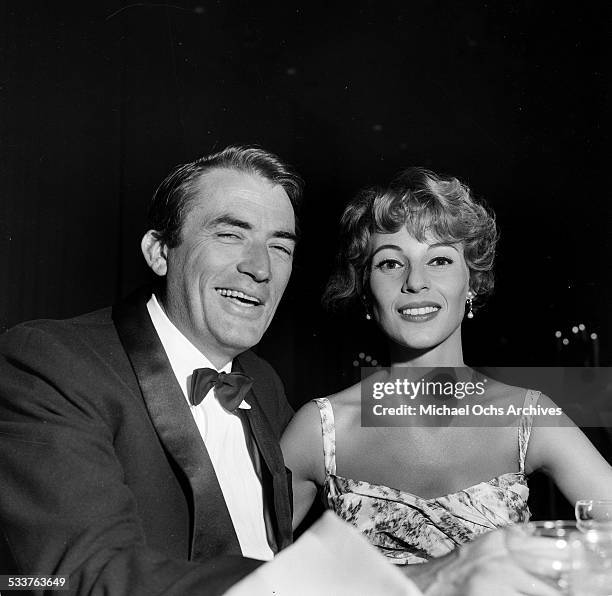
[237,242,271,282]
[402,264,429,293]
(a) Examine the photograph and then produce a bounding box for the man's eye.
[375,259,403,270]
[272,244,293,257]
[429,257,453,266]
[217,232,240,239]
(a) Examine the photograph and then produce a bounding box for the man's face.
[151,168,296,367]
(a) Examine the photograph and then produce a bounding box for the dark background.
[2,2,611,519]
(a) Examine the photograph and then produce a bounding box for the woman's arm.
[527,394,612,502]
[281,401,327,529]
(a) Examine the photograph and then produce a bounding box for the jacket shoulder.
[3,306,112,334]
[0,307,115,354]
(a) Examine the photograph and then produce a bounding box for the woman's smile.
[397,301,442,322]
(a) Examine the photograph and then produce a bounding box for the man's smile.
[215,287,264,306]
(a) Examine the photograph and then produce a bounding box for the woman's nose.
[402,264,429,293]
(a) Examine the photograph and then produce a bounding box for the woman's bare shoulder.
[476,376,539,406]
[323,380,367,421]
[474,376,565,428]
[284,399,321,435]
[284,381,362,436]
[326,380,362,405]
[281,400,326,483]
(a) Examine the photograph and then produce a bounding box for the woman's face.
[368,226,471,352]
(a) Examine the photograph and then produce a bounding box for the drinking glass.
[506,521,578,592]
[575,500,612,533]
[567,529,612,596]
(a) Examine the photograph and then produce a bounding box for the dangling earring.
[362,294,372,320]
[466,291,474,319]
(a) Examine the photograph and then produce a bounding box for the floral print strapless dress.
[313,390,540,565]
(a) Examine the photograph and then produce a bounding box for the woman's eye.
[375,259,403,271]
[429,256,453,266]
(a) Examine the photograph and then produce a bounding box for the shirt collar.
[146,293,250,409]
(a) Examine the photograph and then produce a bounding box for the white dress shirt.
[146,294,273,561]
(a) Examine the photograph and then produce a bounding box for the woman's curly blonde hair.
[323,167,498,312]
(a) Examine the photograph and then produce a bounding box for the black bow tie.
[190,368,253,412]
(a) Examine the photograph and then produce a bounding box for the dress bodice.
[314,390,539,565]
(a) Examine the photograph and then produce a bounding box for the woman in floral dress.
[281,167,612,564]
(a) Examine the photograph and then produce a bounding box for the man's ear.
[141,230,168,277]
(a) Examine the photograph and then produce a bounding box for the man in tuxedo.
[0,146,299,594]
[0,146,560,596]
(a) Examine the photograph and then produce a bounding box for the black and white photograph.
[1,2,611,594]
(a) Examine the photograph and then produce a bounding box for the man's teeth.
[216,288,260,304]
[400,306,439,316]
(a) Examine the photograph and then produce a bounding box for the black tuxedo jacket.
[0,288,294,595]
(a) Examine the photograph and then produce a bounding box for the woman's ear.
[141,231,168,277]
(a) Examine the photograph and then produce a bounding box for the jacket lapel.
[234,356,293,551]
[112,287,241,561]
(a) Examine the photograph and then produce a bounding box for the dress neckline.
[328,470,528,503]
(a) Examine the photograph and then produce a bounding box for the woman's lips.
[397,303,441,322]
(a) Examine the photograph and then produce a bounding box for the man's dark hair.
[148,145,304,247]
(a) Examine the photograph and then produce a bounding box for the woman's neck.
[389,331,465,368]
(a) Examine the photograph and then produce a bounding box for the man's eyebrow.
[208,215,252,230]
[272,230,298,243]
[208,214,297,243]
